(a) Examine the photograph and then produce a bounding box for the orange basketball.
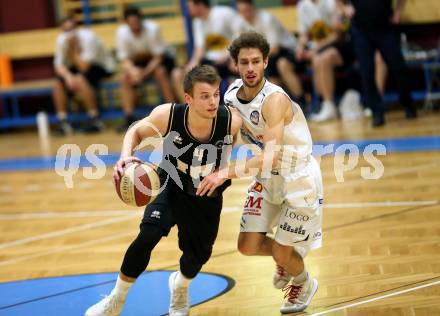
[115,162,160,207]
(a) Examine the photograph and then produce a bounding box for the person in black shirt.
[85,65,242,316]
[337,0,417,126]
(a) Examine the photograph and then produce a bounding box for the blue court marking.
[0,271,234,316]
[0,135,439,172]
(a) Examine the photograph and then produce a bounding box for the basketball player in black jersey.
[85,65,242,316]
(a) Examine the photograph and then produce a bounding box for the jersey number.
[193,148,205,162]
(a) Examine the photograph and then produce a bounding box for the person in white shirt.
[296,0,356,122]
[236,0,307,106]
[171,0,248,102]
[197,31,323,314]
[53,16,114,135]
[116,7,177,132]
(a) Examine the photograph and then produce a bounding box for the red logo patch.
[244,196,263,209]
[251,182,263,193]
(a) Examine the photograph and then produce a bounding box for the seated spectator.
[236,0,307,106]
[53,16,114,135]
[116,7,176,132]
[172,0,248,102]
[296,0,356,122]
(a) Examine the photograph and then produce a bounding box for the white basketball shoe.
[169,271,190,316]
[273,265,292,289]
[280,277,318,314]
[310,101,338,122]
[84,291,125,316]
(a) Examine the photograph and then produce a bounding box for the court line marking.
[0,210,141,220]
[0,215,138,250]
[326,203,436,231]
[0,200,437,221]
[311,279,440,315]
[0,203,436,268]
[0,231,134,267]
[323,200,438,208]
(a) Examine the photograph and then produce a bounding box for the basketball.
[115,162,161,207]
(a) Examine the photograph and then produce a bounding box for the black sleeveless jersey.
[159,103,233,197]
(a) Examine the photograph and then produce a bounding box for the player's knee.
[120,224,164,279]
[237,238,259,256]
[272,245,289,267]
[135,223,164,251]
[180,255,203,279]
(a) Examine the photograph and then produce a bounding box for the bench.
[0,5,297,129]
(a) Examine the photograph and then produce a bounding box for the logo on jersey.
[150,210,161,219]
[173,135,183,145]
[284,209,310,222]
[312,231,322,239]
[250,182,263,193]
[279,223,306,235]
[243,195,263,216]
[250,110,260,125]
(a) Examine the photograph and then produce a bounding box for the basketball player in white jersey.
[197,31,323,313]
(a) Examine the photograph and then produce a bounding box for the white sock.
[293,269,308,284]
[323,100,335,109]
[112,275,133,299]
[175,271,192,288]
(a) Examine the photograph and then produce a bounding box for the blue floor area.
[0,271,233,316]
[0,135,439,172]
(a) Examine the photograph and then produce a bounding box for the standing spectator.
[116,7,176,132]
[53,16,114,135]
[172,0,248,103]
[296,0,356,122]
[337,0,417,126]
[236,0,307,106]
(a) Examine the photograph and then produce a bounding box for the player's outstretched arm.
[197,93,291,196]
[113,103,172,183]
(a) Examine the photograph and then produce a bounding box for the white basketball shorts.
[240,156,323,258]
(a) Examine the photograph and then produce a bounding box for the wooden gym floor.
[0,110,439,315]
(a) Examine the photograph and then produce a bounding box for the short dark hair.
[228,31,270,62]
[236,0,254,5]
[183,65,221,95]
[188,0,211,8]
[124,7,142,20]
[59,15,76,27]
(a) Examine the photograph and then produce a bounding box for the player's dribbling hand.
[196,171,227,197]
[112,156,142,184]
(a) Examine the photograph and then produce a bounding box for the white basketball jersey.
[224,79,313,171]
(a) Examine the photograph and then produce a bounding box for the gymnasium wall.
[0,0,56,80]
